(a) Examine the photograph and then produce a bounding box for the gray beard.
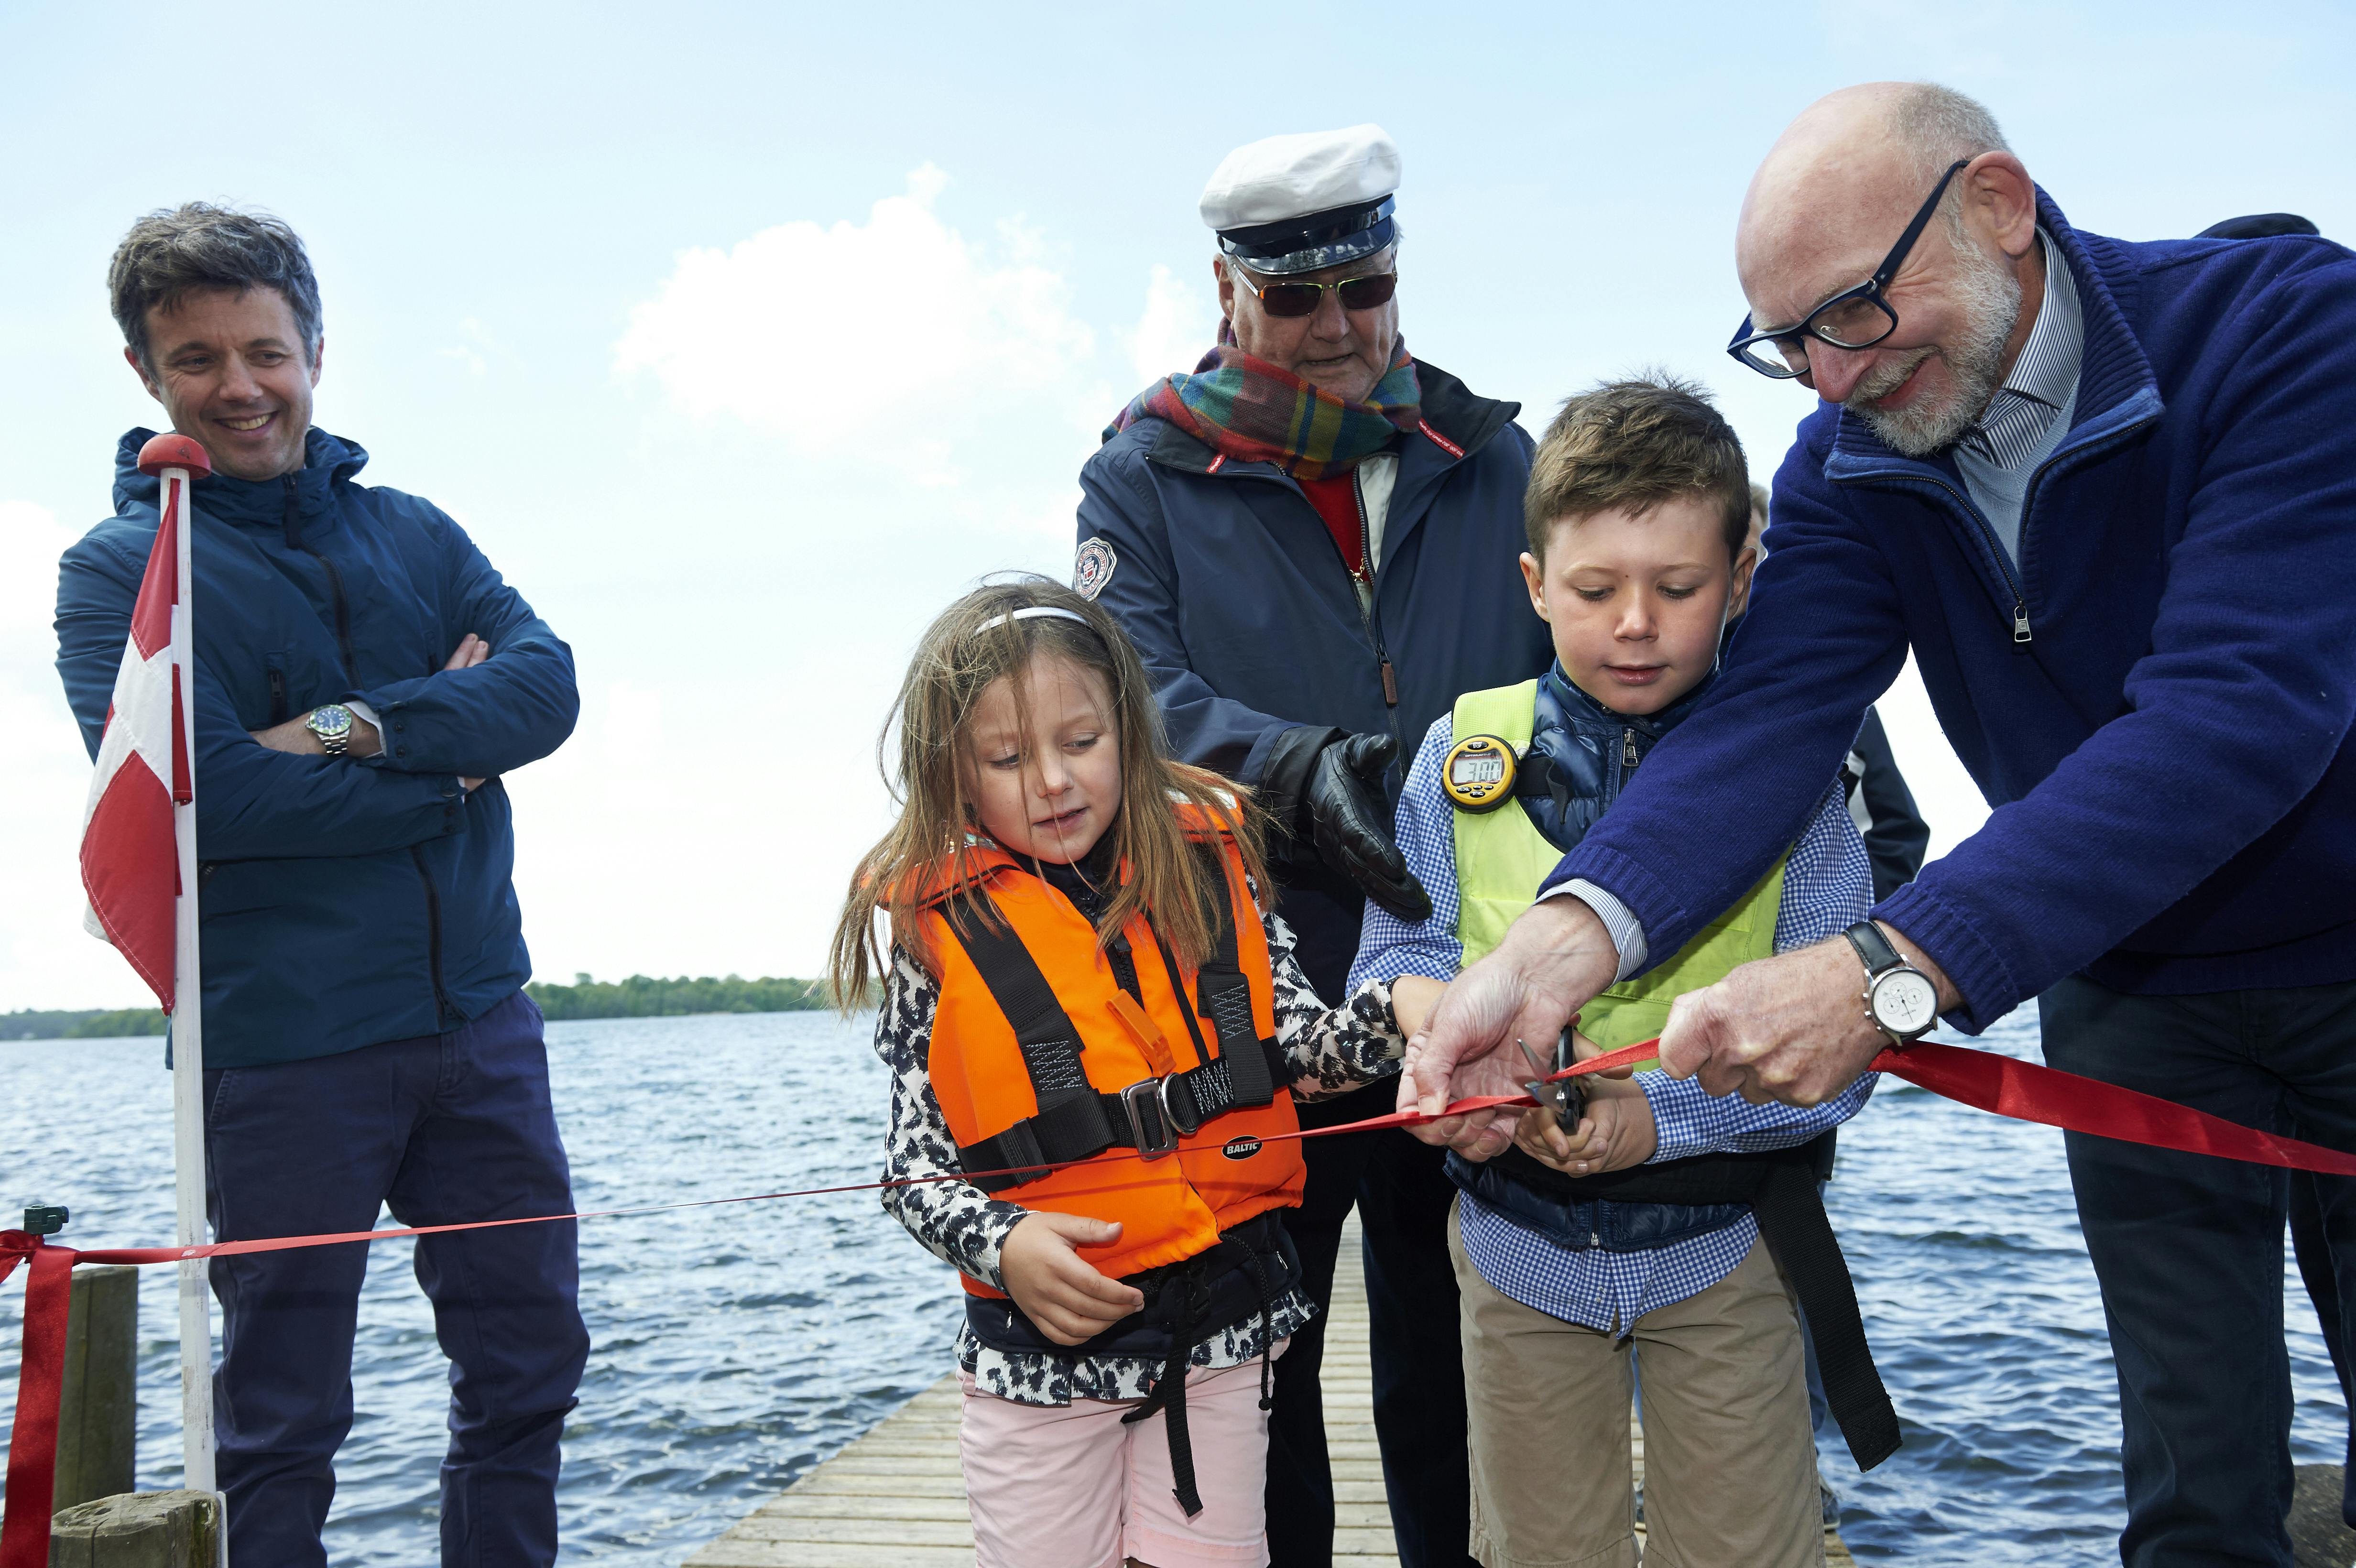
[1847,235,2023,458]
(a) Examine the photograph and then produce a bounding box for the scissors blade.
[1517,1039,1572,1125]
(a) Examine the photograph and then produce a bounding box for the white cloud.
[1122,263,1217,387]
[613,166,1101,460]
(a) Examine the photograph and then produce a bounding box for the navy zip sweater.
[1542,193,2356,1031]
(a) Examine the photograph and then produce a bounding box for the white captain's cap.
[1199,124,1401,276]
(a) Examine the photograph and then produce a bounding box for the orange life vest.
[916,816,1307,1297]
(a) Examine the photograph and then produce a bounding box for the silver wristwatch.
[305,704,356,758]
[1841,921,1940,1044]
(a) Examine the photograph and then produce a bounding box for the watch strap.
[1842,920,1901,976]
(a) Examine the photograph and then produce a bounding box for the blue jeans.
[2041,973,2356,1568]
[203,990,588,1568]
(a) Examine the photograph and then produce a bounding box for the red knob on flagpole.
[136,433,212,478]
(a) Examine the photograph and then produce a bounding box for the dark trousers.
[1265,1078,1478,1568]
[2041,973,2356,1568]
[203,990,589,1568]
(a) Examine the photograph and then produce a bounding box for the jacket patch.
[1074,536,1117,600]
[1222,1135,1264,1161]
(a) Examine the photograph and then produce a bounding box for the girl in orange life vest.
[829,580,1443,1568]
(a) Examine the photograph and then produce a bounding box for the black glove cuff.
[1256,725,1346,846]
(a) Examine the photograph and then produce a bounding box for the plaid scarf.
[1107,329,1421,481]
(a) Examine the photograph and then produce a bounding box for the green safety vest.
[1450,679,1784,1052]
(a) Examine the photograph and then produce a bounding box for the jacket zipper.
[1833,412,2160,653]
[267,668,288,726]
[1353,477,1402,713]
[1622,729,1640,773]
[1911,470,2034,649]
[283,474,448,1025]
[282,476,357,679]
[409,846,453,1025]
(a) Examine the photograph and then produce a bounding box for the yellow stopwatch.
[1441,733,1517,813]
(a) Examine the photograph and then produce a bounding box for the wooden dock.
[689,1219,1856,1565]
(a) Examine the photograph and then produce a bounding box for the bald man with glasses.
[1407,82,2356,1568]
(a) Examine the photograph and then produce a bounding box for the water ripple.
[2,1006,2345,1565]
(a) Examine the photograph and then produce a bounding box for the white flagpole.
[166,457,217,1494]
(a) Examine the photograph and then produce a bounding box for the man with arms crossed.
[55,204,586,1567]
[1408,85,2356,1568]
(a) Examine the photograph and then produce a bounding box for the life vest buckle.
[1121,1078,1182,1159]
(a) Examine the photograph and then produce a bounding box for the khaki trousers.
[1450,1201,1823,1568]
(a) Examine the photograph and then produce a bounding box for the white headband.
[975,606,1092,633]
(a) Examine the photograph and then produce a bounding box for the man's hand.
[1395,896,1622,1161]
[1657,922,1958,1105]
[999,1212,1146,1346]
[1513,1074,1658,1176]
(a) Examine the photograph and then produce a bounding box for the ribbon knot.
[0,1231,39,1290]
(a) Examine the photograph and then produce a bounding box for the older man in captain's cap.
[1408,83,2356,1567]
[1081,125,1546,1568]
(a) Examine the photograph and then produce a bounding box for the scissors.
[1517,1031,1588,1133]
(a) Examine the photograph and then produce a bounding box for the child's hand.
[1000,1213,1147,1345]
[1513,1077,1659,1176]
[1391,976,1447,1042]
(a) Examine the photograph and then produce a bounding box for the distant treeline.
[0,1007,169,1041]
[1,976,837,1042]
[525,973,835,1021]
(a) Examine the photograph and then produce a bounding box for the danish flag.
[78,433,210,1010]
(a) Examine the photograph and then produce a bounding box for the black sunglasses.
[1726,158,1972,379]
[1231,267,1399,319]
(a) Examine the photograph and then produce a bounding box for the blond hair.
[827,578,1267,1010]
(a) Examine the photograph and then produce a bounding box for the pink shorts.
[959,1342,1287,1568]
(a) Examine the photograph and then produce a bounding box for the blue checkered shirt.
[1350,710,1878,1331]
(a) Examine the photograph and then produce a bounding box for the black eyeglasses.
[1726,159,1972,379]
[1231,266,1399,319]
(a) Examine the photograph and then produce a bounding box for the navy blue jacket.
[55,428,578,1068]
[1080,361,1553,991]
[1545,195,2356,1031]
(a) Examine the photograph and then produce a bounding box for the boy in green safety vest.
[1348,377,1885,1568]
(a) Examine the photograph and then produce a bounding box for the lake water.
[1,1007,2345,1566]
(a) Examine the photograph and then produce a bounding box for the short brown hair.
[1523,376,1750,562]
[109,203,323,371]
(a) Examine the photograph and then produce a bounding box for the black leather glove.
[1259,726,1430,923]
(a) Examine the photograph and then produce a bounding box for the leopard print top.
[873,896,1404,1405]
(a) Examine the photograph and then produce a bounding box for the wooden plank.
[55,1265,139,1511]
[689,1214,1855,1567]
[48,1490,221,1568]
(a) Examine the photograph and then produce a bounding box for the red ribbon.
[11,1034,2356,1564]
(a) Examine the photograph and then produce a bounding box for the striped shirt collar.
[1956,230,2083,468]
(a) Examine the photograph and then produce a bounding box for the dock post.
[46,1491,221,1567]
[55,1264,140,1511]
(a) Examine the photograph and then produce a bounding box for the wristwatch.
[1841,921,1940,1044]
[305,704,356,758]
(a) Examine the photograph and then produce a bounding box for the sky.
[1,0,2350,1011]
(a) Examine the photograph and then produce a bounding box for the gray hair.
[109,203,323,370]
[1890,83,2012,187]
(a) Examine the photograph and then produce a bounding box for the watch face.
[310,704,352,733]
[1871,969,1940,1037]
